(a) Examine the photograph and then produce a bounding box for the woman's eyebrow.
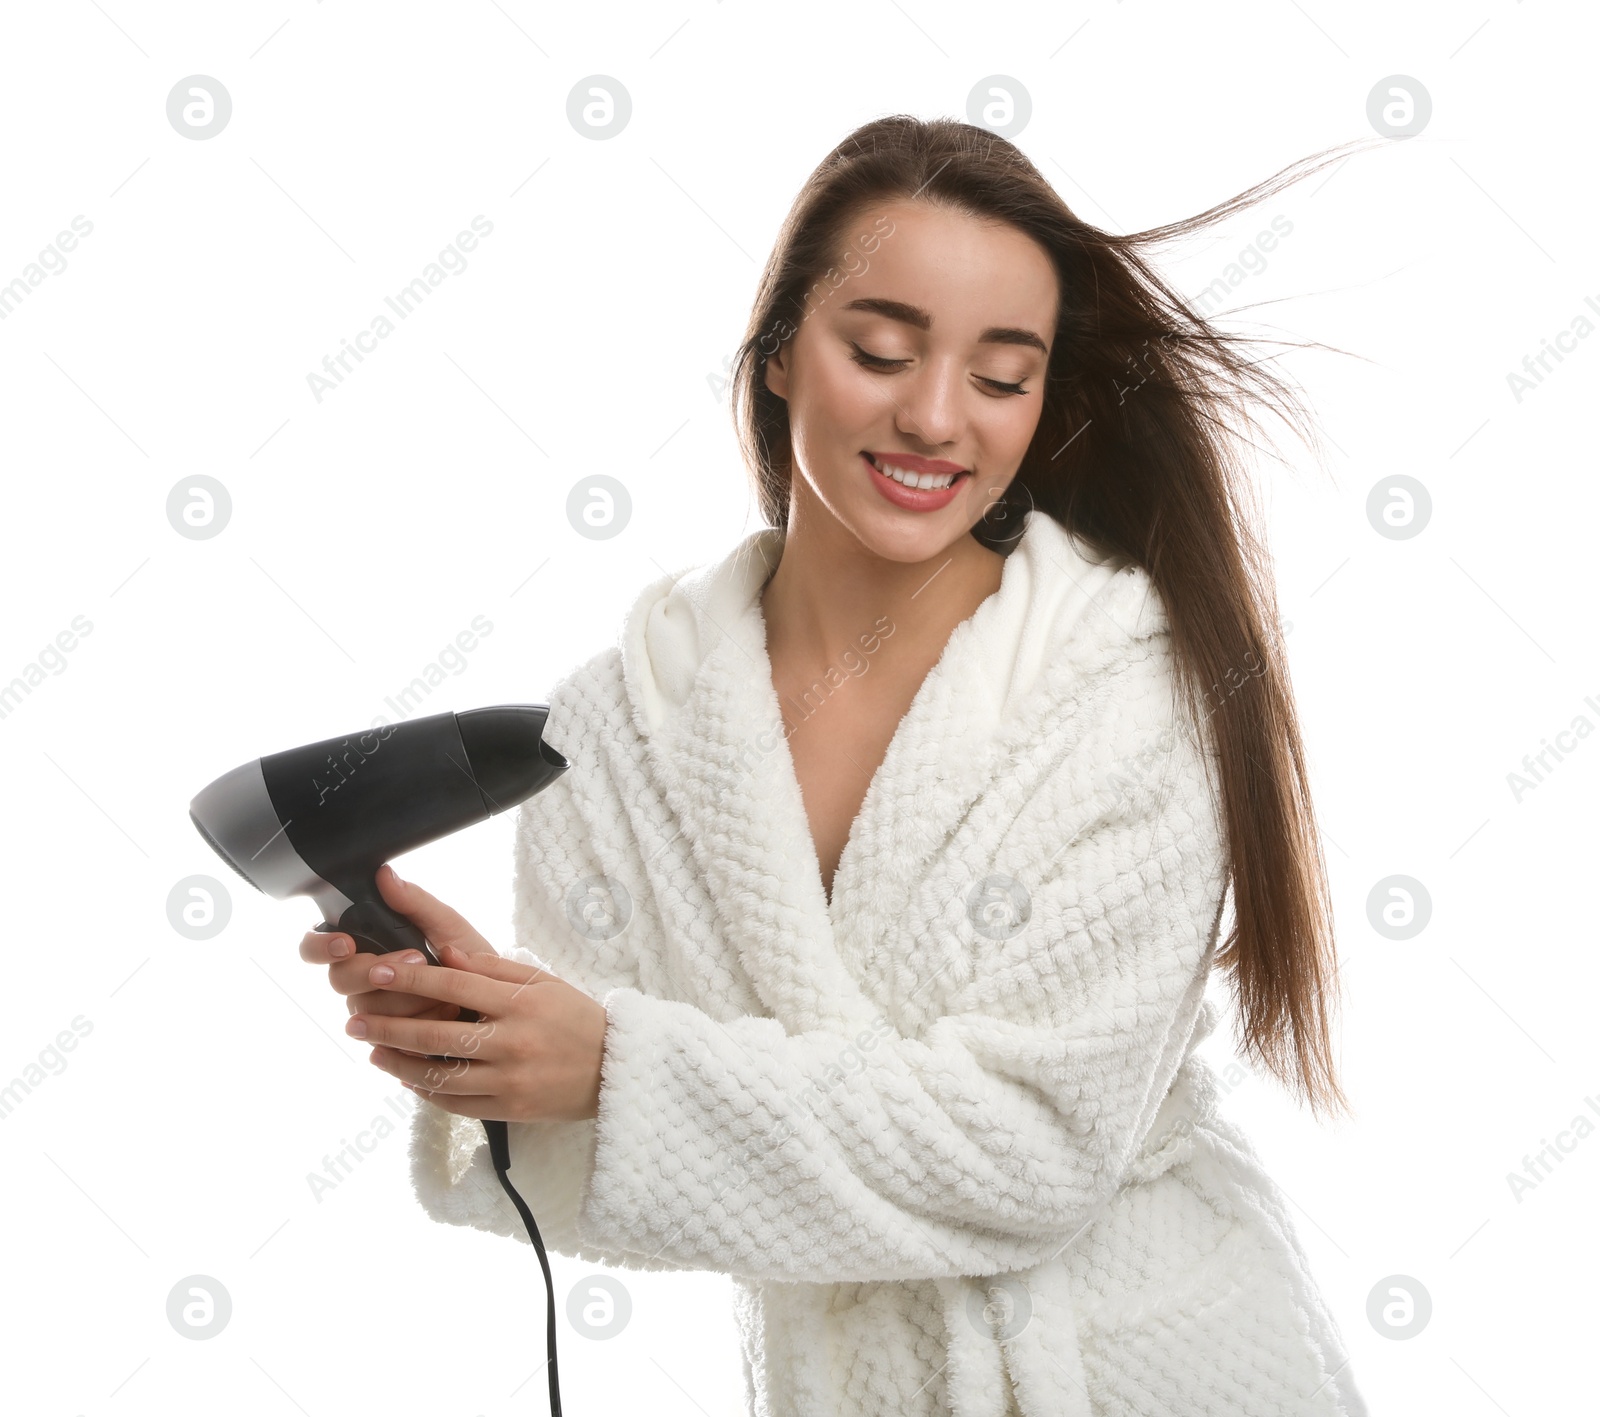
[841,296,1048,355]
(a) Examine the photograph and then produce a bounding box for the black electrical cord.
[432,1002,563,1416]
[484,1117,563,1416]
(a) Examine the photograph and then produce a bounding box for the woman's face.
[763,198,1059,564]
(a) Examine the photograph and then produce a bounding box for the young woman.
[303,117,1371,1416]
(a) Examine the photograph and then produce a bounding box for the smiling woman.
[395,115,1381,1417]
[761,204,1058,559]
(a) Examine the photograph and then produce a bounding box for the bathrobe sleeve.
[572,635,1232,1285]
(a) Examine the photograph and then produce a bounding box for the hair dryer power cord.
[484,1117,563,1416]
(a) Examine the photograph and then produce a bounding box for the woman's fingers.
[365,1033,513,1100]
[351,1008,492,1060]
[373,864,493,956]
[316,950,424,996]
[296,935,459,1020]
[295,875,512,1049]
[360,955,508,1017]
[373,1045,503,1114]
[344,987,463,1021]
[435,942,549,989]
[299,928,355,963]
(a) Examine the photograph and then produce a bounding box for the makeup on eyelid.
[847,341,1033,396]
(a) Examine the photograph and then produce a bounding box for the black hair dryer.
[189,704,573,1416]
[188,705,567,963]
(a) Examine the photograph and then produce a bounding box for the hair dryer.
[189,705,567,962]
[190,704,573,1415]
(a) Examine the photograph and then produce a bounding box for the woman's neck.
[759,494,1008,676]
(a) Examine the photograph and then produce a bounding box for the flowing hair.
[729,115,1384,1119]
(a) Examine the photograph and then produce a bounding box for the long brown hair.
[730,116,1383,1119]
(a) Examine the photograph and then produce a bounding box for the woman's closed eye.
[847,341,1030,397]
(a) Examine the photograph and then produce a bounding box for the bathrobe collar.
[618,512,1155,1033]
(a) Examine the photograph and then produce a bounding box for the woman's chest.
[775,675,922,905]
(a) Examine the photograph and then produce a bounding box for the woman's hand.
[337,865,609,1124]
[298,864,495,1035]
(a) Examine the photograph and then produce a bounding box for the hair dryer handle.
[314,895,440,966]
[314,895,485,1037]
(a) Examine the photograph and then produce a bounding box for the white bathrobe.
[408,509,1367,1417]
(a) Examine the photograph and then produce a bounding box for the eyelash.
[848,343,1030,397]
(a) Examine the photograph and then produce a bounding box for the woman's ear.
[763,348,790,401]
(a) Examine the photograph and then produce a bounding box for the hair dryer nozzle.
[456,704,568,811]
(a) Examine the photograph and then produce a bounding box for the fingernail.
[386,864,404,885]
[328,937,352,958]
[369,964,395,984]
[399,951,425,964]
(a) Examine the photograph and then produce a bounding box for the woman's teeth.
[871,456,962,490]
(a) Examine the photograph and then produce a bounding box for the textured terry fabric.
[408,511,1368,1417]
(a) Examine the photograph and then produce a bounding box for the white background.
[2,1,1595,1413]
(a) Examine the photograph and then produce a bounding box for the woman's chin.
[841,500,980,566]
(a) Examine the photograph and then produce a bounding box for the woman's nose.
[891,364,965,448]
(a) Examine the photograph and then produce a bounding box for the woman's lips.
[861,452,970,512]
